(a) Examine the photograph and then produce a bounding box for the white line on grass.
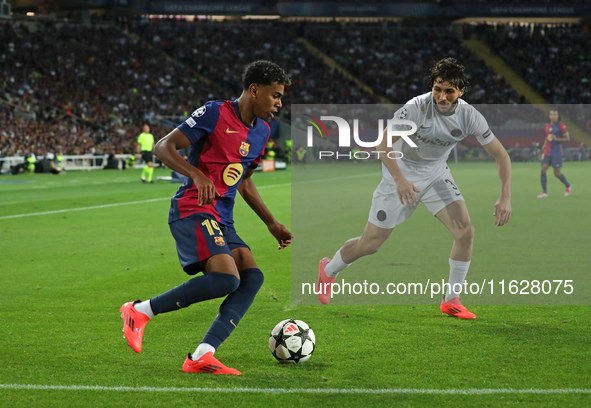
[0,183,287,221]
[0,173,377,221]
[0,384,590,394]
[0,198,170,220]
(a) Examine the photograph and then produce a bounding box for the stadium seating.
[1,17,589,162]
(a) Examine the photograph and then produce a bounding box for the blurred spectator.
[578,143,587,161]
[295,145,307,168]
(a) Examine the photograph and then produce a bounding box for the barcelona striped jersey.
[168,100,269,226]
[543,121,568,156]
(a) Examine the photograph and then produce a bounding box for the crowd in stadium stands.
[304,22,522,106]
[468,23,591,134]
[1,17,589,166]
[128,18,380,108]
[0,19,220,159]
[475,23,591,105]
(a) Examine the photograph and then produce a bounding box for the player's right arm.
[377,128,420,207]
[154,128,219,206]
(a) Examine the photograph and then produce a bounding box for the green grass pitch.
[1,162,590,407]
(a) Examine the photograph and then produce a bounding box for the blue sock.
[201,268,264,349]
[149,272,240,315]
[541,173,547,193]
[558,173,570,187]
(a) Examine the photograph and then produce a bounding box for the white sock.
[325,248,351,278]
[134,300,154,319]
[192,343,215,360]
[445,258,471,302]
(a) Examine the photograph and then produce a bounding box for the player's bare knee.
[454,223,474,246]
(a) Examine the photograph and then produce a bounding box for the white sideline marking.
[0,173,375,221]
[0,384,590,394]
[0,182,292,221]
[0,198,170,220]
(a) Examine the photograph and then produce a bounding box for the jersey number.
[444,179,462,196]
[201,219,222,236]
[444,179,458,190]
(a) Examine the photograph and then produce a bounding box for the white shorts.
[368,164,465,229]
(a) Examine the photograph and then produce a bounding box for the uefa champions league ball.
[269,319,316,363]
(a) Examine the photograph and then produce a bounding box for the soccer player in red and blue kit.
[537,109,572,198]
[120,61,293,375]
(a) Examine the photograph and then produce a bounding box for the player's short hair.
[242,60,291,90]
[429,58,469,91]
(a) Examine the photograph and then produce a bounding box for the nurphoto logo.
[303,115,418,160]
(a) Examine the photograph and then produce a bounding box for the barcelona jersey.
[543,121,567,157]
[169,100,269,226]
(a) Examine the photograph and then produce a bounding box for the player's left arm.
[555,123,570,142]
[483,137,512,227]
[238,168,293,249]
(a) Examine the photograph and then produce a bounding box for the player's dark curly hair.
[242,60,291,90]
[429,58,469,91]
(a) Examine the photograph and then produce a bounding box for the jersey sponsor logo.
[214,236,225,246]
[226,127,239,134]
[239,141,250,156]
[415,133,454,147]
[222,163,243,186]
[192,106,206,117]
[186,117,197,127]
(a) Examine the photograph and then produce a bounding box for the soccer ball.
[269,319,316,363]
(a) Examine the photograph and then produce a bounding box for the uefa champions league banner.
[148,1,273,15]
[291,104,590,306]
[146,1,591,17]
[147,1,438,16]
[447,3,591,17]
[276,2,440,17]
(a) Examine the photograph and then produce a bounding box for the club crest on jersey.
[214,236,225,246]
[223,163,244,186]
[239,141,250,157]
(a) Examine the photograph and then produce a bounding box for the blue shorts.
[169,213,249,275]
[541,154,563,168]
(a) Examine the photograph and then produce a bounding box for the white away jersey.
[391,92,494,169]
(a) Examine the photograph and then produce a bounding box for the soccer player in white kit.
[317,58,512,318]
